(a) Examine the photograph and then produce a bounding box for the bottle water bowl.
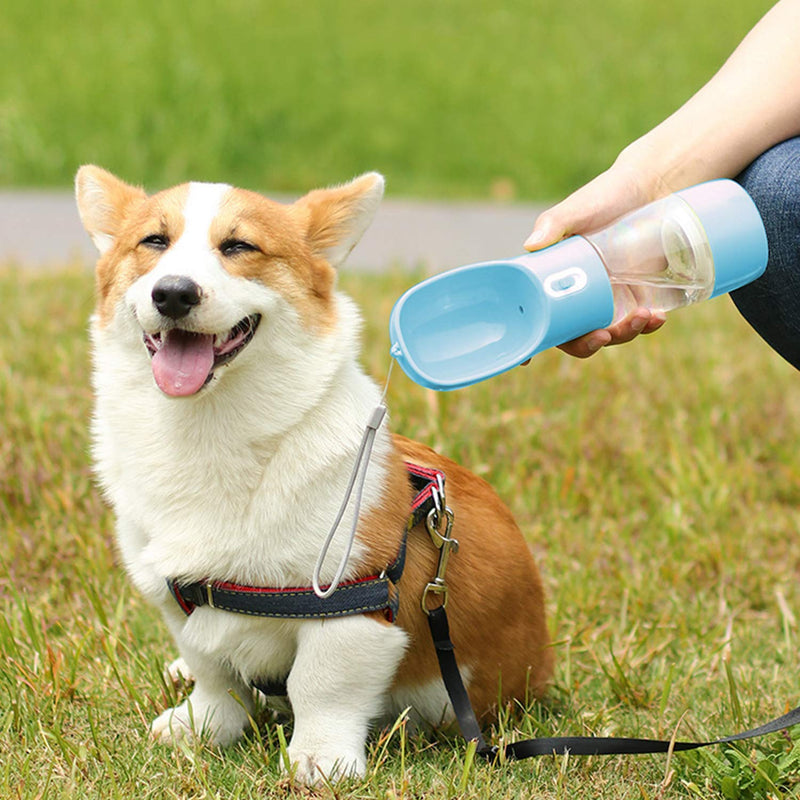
[389,262,549,390]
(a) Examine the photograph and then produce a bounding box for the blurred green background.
[0,0,772,199]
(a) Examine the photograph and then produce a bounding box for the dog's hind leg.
[285,615,408,786]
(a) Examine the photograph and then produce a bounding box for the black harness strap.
[167,462,441,623]
[168,569,403,621]
[168,527,407,622]
[428,603,800,761]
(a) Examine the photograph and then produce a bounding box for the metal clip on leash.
[421,474,458,615]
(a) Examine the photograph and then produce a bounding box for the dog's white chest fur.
[93,317,387,597]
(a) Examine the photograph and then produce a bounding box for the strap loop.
[312,403,387,599]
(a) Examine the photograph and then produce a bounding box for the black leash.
[427,604,800,761]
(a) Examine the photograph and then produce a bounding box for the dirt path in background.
[0,190,544,274]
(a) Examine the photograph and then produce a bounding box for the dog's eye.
[139,234,170,250]
[220,239,260,257]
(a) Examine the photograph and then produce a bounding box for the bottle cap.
[676,179,768,298]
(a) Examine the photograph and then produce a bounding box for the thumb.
[523,161,660,253]
[523,208,568,252]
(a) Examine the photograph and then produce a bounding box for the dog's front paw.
[165,657,194,686]
[286,744,366,787]
[151,703,195,744]
[151,698,247,748]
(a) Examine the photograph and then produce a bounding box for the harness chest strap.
[167,462,444,622]
[168,570,403,621]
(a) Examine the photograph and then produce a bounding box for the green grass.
[0,0,773,199]
[2,264,800,798]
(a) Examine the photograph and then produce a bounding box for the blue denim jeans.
[732,137,800,370]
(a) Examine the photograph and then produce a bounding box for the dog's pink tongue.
[151,330,215,397]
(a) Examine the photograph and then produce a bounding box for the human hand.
[555,306,667,358]
[523,154,668,356]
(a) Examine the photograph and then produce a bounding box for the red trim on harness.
[168,580,197,615]
[405,462,444,515]
[212,572,387,595]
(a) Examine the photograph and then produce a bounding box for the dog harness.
[166,462,446,624]
[166,460,800,764]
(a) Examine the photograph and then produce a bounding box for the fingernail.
[524,230,545,249]
[631,316,647,333]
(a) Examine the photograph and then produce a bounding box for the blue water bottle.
[389,179,768,391]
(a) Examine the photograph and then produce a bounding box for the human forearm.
[526,0,800,251]
[621,0,800,194]
[523,0,800,358]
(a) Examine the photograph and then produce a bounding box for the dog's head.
[76,167,383,397]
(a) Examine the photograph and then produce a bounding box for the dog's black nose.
[151,276,202,319]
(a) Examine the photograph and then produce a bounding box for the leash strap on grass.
[426,604,800,762]
[427,605,495,756]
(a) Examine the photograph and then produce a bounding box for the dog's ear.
[75,166,147,255]
[294,172,384,269]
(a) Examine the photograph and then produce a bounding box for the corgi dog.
[75,166,553,785]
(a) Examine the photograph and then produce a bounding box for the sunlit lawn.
[2,264,799,798]
[0,0,772,199]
